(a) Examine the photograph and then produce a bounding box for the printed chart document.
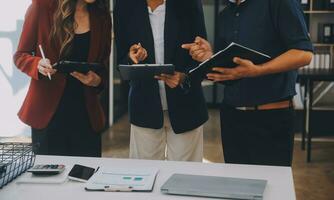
[189,42,271,78]
[85,167,159,192]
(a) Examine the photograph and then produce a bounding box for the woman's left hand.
[155,72,186,88]
[71,71,101,87]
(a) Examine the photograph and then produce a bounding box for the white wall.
[0,0,32,137]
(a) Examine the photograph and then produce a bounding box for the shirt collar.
[148,0,166,14]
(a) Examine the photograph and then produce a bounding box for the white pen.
[38,44,52,80]
[136,43,142,52]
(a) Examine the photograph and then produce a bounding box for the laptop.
[161,174,267,200]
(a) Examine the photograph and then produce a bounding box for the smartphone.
[68,164,96,182]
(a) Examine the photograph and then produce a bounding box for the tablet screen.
[53,61,103,74]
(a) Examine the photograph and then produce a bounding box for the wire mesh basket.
[0,143,35,189]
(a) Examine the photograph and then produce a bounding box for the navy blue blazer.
[114,0,208,134]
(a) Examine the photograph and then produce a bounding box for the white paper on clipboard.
[85,167,159,192]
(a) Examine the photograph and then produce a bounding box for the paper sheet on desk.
[85,167,159,191]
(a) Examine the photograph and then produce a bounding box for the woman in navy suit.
[114,0,208,161]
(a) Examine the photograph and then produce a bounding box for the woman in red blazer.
[14,0,111,157]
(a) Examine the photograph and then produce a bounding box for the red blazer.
[14,0,111,132]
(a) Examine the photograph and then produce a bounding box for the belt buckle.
[235,106,256,111]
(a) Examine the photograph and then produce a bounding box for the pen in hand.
[39,44,52,80]
[135,43,142,53]
[129,42,147,64]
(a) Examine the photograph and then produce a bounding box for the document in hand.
[85,167,159,192]
[188,42,271,78]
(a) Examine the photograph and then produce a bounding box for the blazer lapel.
[141,0,156,64]
[164,0,178,64]
[88,9,101,62]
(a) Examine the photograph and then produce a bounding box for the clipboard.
[53,61,104,74]
[188,42,271,78]
[85,167,159,192]
[118,64,175,80]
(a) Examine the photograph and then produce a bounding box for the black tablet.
[118,64,175,80]
[53,61,103,74]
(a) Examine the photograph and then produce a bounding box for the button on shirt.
[148,1,168,110]
[217,0,313,107]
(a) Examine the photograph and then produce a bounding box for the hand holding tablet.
[154,72,186,89]
[118,64,175,80]
[52,61,103,74]
[51,60,103,87]
[129,43,148,64]
[70,71,102,87]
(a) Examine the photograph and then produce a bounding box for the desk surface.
[0,155,296,200]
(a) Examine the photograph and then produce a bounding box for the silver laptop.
[161,174,267,200]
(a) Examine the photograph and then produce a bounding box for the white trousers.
[129,112,203,162]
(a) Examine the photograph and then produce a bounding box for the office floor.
[102,109,334,200]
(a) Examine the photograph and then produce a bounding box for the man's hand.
[71,71,102,87]
[37,58,56,77]
[129,43,148,64]
[182,36,213,62]
[207,57,262,82]
[155,72,186,88]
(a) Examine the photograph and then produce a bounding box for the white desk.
[0,155,296,200]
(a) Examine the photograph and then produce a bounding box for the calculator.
[28,165,65,175]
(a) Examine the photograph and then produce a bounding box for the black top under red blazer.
[14,0,112,132]
[114,0,208,133]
